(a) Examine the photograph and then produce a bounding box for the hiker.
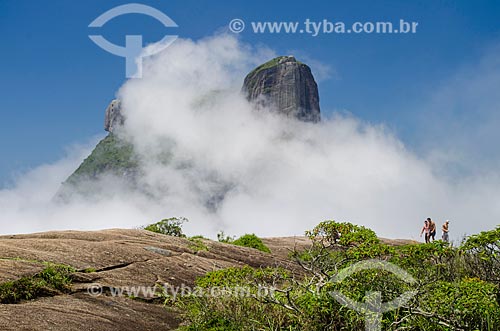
[428,218,436,241]
[420,220,430,243]
[442,220,450,243]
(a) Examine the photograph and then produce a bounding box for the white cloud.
[0,34,499,243]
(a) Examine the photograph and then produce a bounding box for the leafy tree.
[143,217,188,237]
[306,220,379,248]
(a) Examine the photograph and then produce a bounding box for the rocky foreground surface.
[0,229,415,330]
[0,229,310,331]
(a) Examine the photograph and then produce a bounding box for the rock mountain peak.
[58,56,322,197]
[102,55,321,134]
[243,55,321,122]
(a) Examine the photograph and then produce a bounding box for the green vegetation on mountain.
[247,56,304,78]
[64,134,137,185]
[244,57,287,93]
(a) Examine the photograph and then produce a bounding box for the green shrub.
[461,227,500,284]
[306,220,379,248]
[416,278,500,330]
[177,267,294,331]
[176,221,500,331]
[143,217,188,237]
[0,263,75,304]
[188,237,209,252]
[232,234,271,253]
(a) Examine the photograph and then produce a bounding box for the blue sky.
[1,0,500,185]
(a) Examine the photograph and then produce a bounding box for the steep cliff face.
[56,99,133,199]
[58,56,322,199]
[242,56,321,122]
[104,99,124,133]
